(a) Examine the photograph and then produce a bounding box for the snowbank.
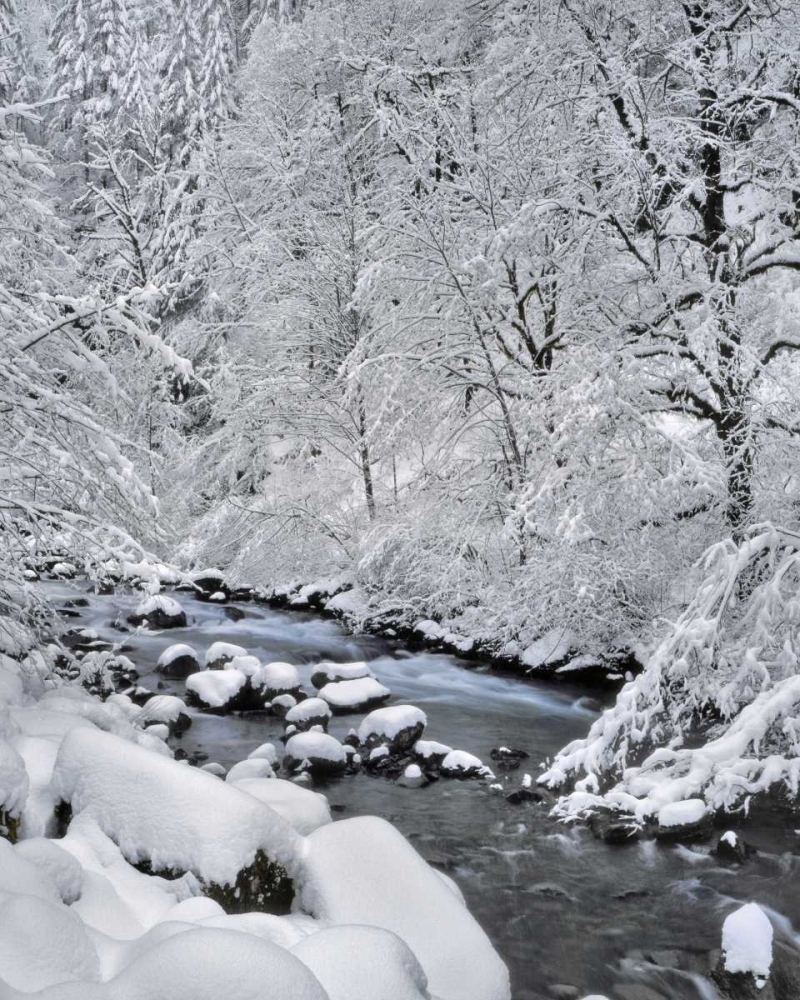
[297,816,510,1000]
[52,727,301,888]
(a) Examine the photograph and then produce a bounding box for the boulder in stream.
[127,595,187,630]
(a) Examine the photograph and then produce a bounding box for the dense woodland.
[3,0,800,814]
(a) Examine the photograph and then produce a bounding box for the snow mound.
[722,903,773,982]
[521,627,574,669]
[233,777,332,835]
[318,677,390,713]
[292,924,429,1000]
[14,837,83,904]
[225,758,275,783]
[186,669,246,710]
[248,742,279,765]
[110,928,330,1000]
[298,816,510,1000]
[0,893,101,992]
[52,727,301,887]
[204,642,247,668]
[0,738,29,818]
[413,740,452,762]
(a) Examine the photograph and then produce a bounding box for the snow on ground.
[52,727,301,886]
[722,903,773,982]
[297,816,511,1000]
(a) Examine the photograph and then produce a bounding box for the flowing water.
[43,582,800,1000]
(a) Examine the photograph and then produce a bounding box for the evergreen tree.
[198,0,236,128]
[160,0,202,161]
[48,0,92,137]
[90,0,132,122]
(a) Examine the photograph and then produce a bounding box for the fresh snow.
[722,903,773,982]
[52,727,301,886]
[157,644,197,668]
[134,595,184,619]
[358,705,427,744]
[185,669,246,709]
[233,777,332,835]
[286,698,332,723]
[260,661,301,692]
[203,642,247,667]
[658,799,708,829]
[285,732,346,765]
[521,627,574,669]
[318,677,390,711]
[297,816,511,1000]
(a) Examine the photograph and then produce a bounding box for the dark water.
[44,583,800,1000]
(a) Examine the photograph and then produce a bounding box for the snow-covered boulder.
[259,661,302,700]
[127,595,187,630]
[358,706,427,753]
[185,669,247,713]
[713,903,774,997]
[286,698,332,732]
[440,750,494,780]
[14,837,83,904]
[284,732,347,777]
[318,677,391,715]
[204,642,248,670]
[52,727,300,913]
[233,777,331,836]
[655,799,712,842]
[227,654,263,678]
[297,816,510,1000]
[712,830,756,864]
[0,739,29,840]
[310,661,373,690]
[156,644,199,678]
[136,695,191,736]
[292,924,429,1000]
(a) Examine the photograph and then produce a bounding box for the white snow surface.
[318,677,390,710]
[285,732,346,764]
[156,644,197,668]
[52,727,301,886]
[521,627,574,669]
[136,696,188,726]
[297,816,510,1000]
[226,654,262,678]
[722,903,773,980]
[292,924,430,1000]
[441,750,493,777]
[133,595,184,619]
[185,669,246,708]
[260,661,301,691]
[225,758,275,783]
[358,705,427,744]
[312,661,373,684]
[414,740,452,760]
[286,698,332,724]
[248,742,279,765]
[658,798,708,829]
[203,641,247,667]
[233,777,332,835]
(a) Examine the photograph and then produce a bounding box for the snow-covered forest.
[3,0,800,998]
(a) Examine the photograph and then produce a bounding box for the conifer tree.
[198,0,235,128]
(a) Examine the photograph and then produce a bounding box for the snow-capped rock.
[310,660,373,690]
[284,732,346,777]
[655,799,712,841]
[358,705,427,752]
[136,695,191,735]
[286,698,332,732]
[440,750,494,780]
[259,661,302,700]
[225,758,275,783]
[156,644,199,678]
[185,669,247,713]
[127,595,187,630]
[204,642,248,670]
[318,677,391,714]
[232,777,331,836]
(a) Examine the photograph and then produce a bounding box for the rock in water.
[156,643,199,678]
[127,595,187,630]
[712,830,756,864]
[284,731,347,777]
[357,705,427,752]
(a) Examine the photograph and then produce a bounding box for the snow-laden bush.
[543,525,800,820]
